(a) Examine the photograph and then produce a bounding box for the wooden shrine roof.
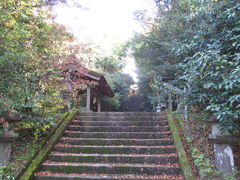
[80,69,114,98]
[63,55,114,98]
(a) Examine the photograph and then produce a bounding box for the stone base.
[0,133,18,166]
[79,107,93,112]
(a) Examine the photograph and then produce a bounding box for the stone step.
[54,144,177,154]
[75,116,165,121]
[71,120,169,126]
[34,173,184,180]
[78,112,164,117]
[64,131,172,139]
[67,125,169,132]
[59,137,174,146]
[48,153,179,164]
[33,112,183,180]
[39,162,181,175]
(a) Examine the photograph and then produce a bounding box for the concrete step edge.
[60,137,173,141]
[39,163,182,176]
[77,113,164,115]
[55,144,176,148]
[42,161,180,168]
[54,146,177,154]
[71,121,168,123]
[47,154,179,164]
[68,125,169,128]
[58,138,174,146]
[65,131,171,134]
[34,172,183,180]
[49,153,179,157]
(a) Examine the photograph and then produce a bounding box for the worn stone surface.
[67,125,169,132]
[64,131,172,139]
[209,134,240,144]
[0,133,18,166]
[0,141,11,166]
[211,123,235,177]
[71,120,169,126]
[214,143,234,176]
[212,123,230,136]
[48,153,179,164]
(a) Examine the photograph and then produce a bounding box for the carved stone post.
[210,123,235,177]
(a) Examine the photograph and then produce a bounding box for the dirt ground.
[9,135,43,178]
[173,113,240,179]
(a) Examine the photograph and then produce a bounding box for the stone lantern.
[0,111,20,173]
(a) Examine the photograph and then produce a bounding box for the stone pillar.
[0,133,18,180]
[183,87,188,121]
[97,97,101,112]
[177,95,183,112]
[156,104,161,112]
[211,123,234,177]
[86,86,91,111]
[168,92,172,111]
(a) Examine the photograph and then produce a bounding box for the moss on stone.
[81,146,94,153]
[102,147,112,154]
[175,113,185,131]
[18,109,78,180]
[166,110,195,180]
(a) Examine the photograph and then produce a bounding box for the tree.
[130,0,189,110]
[130,0,240,133]
[0,0,73,138]
[178,0,240,133]
[94,45,134,111]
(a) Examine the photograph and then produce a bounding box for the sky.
[52,0,156,82]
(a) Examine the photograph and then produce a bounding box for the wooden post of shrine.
[86,86,91,111]
[97,97,101,112]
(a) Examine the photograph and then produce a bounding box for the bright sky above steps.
[52,0,156,82]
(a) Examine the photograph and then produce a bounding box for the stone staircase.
[34,112,183,180]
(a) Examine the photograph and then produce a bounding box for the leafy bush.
[0,0,72,136]
[179,0,240,133]
[130,0,240,133]
[0,165,15,180]
[15,117,55,140]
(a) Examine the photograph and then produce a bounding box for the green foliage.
[130,0,240,133]
[166,111,195,180]
[0,0,73,138]
[190,147,219,179]
[174,112,221,179]
[16,117,55,140]
[101,72,134,111]
[18,110,78,180]
[130,0,188,110]
[95,56,122,73]
[0,165,15,180]
[94,45,134,111]
[178,0,240,133]
[224,175,237,180]
[101,93,122,111]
